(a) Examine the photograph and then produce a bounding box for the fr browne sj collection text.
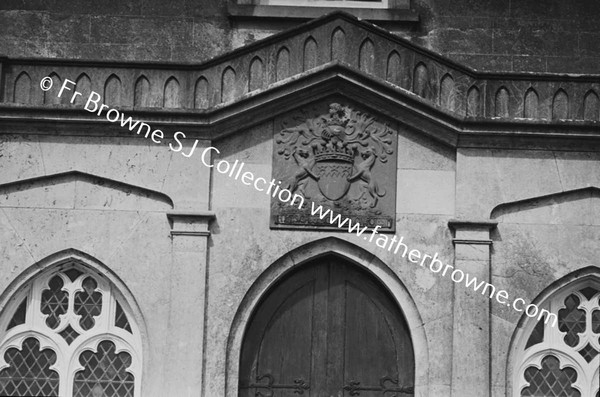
[43,77,202,157]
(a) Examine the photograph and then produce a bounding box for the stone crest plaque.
[271,101,397,232]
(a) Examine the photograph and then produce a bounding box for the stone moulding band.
[166,211,216,237]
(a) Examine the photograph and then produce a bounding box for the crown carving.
[313,144,354,163]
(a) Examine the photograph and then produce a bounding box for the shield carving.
[315,160,353,201]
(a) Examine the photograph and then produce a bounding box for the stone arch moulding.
[0,170,175,210]
[505,266,600,397]
[490,186,600,223]
[225,236,429,397]
[0,248,149,396]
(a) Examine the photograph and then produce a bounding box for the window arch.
[512,273,600,397]
[0,259,142,397]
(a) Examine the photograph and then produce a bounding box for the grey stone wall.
[417,0,600,73]
[2,0,600,73]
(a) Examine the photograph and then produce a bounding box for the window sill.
[227,4,419,22]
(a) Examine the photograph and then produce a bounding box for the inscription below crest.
[271,102,397,232]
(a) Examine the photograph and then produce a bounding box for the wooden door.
[239,256,415,397]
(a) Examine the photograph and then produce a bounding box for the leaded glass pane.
[522,355,580,397]
[558,294,586,347]
[7,298,27,330]
[525,317,545,349]
[73,341,134,397]
[115,301,132,333]
[579,287,598,300]
[74,277,102,331]
[0,337,59,397]
[592,309,600,333]
[64,268,83,282]
[41,276,68,329]
[59,324,80,345]
[578,343,599,363]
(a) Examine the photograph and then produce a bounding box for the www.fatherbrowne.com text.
[47,76,558,328]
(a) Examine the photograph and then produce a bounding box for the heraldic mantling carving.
[271,102,397,231]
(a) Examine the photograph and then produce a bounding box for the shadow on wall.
[0,171,174,211]
[491,186,600,225]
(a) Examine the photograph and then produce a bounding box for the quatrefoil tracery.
[37,272,108,342]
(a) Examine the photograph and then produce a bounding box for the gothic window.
[0,263,142,397]
[239,256,415,396]
[514,281,600,397]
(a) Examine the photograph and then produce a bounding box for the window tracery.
[515,282,600,397]
[0,263,142,397]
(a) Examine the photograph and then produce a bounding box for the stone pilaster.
[448,219,497,397]
[0,56,6,102]
[164,211,215,397]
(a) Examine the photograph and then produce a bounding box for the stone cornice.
[1,12,600,150]
[2,63,600,151]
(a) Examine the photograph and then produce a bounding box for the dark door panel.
[239,256,415,397]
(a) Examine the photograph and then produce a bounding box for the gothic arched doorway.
[239,255,415,397]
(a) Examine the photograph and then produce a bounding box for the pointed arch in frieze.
[13,72,31,104]
[439,73,455,112]
[74,73,92,107]
[226,237,429,397]
[386,50,402,86]
[221,66,237,103]
[134,75,151,108]
[466,85,480,117]
[583,90,599,121]
[104,74,122,107]
[248,57,265,93]
[331,27,346,62]
[523,88,539,119]
[194,77,209,109]
[303,36,318,72]
[275,47,290,81]
[495,86,510,118]
[552,88,569,120]
[413,62,429,99]
[359,38,375,75]
[163,76,181,108]
[44,72,63,105]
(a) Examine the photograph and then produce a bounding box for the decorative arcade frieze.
[1,12,600,126]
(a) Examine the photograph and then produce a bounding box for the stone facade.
[2,0,600,73]
[0,3,599,397]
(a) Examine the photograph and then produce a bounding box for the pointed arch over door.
[239,255,415,397]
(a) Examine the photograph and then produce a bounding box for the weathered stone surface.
[0,4,599,397]
[456,149,571,219]
[205,117,457,395]
[396,170,455,215]
[432,28,493,54]
[0,0,599,73]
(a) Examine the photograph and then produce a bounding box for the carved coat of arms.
[271,102,397,231]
